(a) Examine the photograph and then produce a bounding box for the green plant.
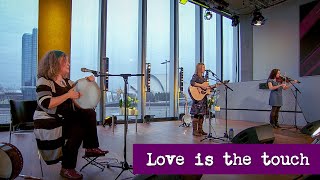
[207,95,219,108]
[119,95,139,109]
[119,99,123,108]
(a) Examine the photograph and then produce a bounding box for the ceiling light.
[251,9,266,26]
[231,15,239,27]
[204,9,213,20]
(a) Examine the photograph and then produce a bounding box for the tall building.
[21,28,38,100]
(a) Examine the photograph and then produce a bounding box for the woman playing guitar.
[189,63,219,136]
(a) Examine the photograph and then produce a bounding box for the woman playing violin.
[267,69,298,128]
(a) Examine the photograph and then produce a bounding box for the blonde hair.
[195,63,204,77]
[38,50,68,79]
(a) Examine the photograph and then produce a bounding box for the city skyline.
[21,28,38,100]
[0,0,38,89]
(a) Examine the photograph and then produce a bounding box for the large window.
[146,0,171,118]
[71,0,99,119]
[222,17,238,82]
[0,0,38,124]
[71,0,99,81]
[203,10,217,85]
[106,0,139,116]
[178,3,196,115]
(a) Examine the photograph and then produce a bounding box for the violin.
[276,76,289,83]
[276,76,300,84]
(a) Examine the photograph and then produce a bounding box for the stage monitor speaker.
[300,120,320,136]
[231,124,275,144]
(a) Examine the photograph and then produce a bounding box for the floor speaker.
[300,120,320,136]
[231,124,275,144]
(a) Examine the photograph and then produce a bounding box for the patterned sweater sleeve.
[190,74,198,86]
[36,77,57,114]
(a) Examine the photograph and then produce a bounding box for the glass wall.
[71,0,99,81]
[203,10,217,85]
[146,0,171,118]
[0,0,38,124]
[106,0,139,116]
[0,1,240,125]
[178,3,196,115]
[222,17,237,82]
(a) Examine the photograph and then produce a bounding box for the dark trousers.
[270,106,281,124]
[62,109,99,169]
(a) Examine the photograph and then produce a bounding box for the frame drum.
[0,143,23,179]
[74,78,101,109]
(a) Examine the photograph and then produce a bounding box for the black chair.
[9,100,37,141]
[9,100,44,178]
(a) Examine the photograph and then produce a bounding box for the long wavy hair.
[38,50,67,79]
[268,68,280,79]
[195,62,204,77]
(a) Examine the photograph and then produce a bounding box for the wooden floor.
[0,119,313,180]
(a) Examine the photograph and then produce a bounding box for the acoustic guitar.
[188,81,228,101]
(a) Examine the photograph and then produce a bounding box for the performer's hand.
[293,80,298,84]
[86,75,95,82]
[68,87,81,99]
[201,83,208,90]
[280,84,286,88]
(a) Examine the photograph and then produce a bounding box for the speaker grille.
[231,124,274,144]
[300,120,320,136]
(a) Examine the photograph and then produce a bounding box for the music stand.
[97,72,144,180]
[207,70,233,140]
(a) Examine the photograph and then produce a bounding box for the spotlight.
[231,15,239,27]
[204,9,213,20]
[179,0,188,5]
[251,9,266,26]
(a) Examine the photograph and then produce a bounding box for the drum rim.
[74,78,101,109]
[0,142,23,179]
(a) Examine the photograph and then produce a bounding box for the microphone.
[205,70,209,80]
[205,69,215,76]
[81,68,98,74]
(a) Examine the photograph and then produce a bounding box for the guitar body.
[188,82,211,101]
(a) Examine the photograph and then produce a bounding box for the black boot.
[270,115,277,129]
[275,115,281,128]
[198,119,207,135]
[192,119,201,136]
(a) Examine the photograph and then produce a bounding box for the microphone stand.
[282,81,302,131]
[209,70,233,140]
[95,72,144,180]
[200,82,225,142]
